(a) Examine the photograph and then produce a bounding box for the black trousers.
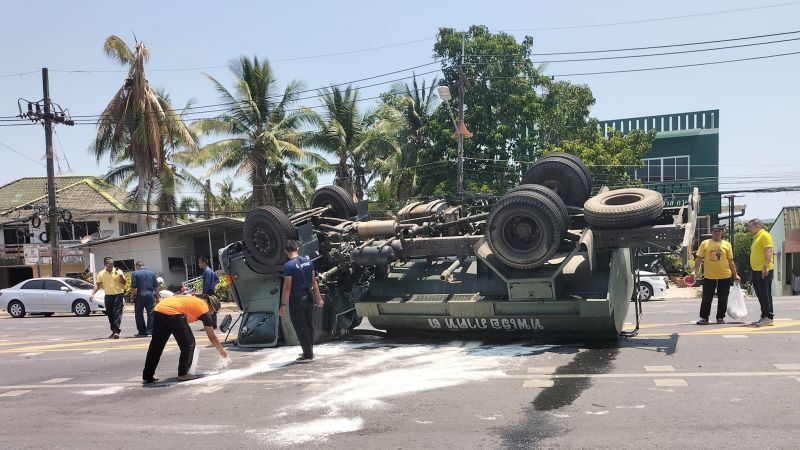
[105,294,124,334]
[700,277,732,320]
[143,312,195,380]
[289,296,315,358]
[751,270,774,319]
[134,293,155,335]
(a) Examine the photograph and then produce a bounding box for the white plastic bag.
[727,282,748,320]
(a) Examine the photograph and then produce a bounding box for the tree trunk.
[251,161,275,208]
[134,175,146,231]
[335,159,353,196]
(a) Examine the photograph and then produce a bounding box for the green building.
[599,109,720,236]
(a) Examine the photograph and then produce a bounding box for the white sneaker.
[754,317,774,327]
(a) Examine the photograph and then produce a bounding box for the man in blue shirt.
[198,256,219,299]
[131,261,160,337]
[280,240,324,363]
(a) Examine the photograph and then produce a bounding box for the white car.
[0,277,106,318]
[634,271,669,301]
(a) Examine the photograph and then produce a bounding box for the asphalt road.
[2,295,800,449]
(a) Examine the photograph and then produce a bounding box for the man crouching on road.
[142,294,228,383]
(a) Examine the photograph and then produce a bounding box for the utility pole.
[42,68,60,277]
[724,194,745,248]
[17,68,75,277]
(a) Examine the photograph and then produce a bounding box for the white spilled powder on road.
[214,355,232,371]
[248,417,363,445]
[296,342,554,414]
[80,386,125,396]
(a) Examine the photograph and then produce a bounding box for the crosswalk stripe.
[84,350,107,355]
[42,378,72,384]
[774,364,800,370]
[19,352,42,357]
[644,365,675,372]
[654,379,688,387]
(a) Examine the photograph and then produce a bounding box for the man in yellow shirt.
[748,218,774,326]
[90,257,127,338]
[693,224,740,325]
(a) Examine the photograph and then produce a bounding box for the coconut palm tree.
[308,85,400,201]
[193,57,324,211]
[381,76,440,199]
[94,35,195,230]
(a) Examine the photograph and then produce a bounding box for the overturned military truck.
[219,153,698,347]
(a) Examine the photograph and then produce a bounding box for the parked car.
[633,271,669,301]
[0,277,106,318]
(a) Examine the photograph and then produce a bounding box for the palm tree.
[212,178,246,212]
[382,76,440,199]
[94,36,195,229]
[176,196,202,223]
[308,85,400,201]
[193,57,324,211]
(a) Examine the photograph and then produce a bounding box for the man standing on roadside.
[131,261,159,337]
[90,257,126,339]
[693,224,740,325]
[197,256,218,300]
[748,218,775,326]
[280,240,324,363]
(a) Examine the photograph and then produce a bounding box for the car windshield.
[63,278,94,289]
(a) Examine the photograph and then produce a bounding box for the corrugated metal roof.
[0,176,129,224]
[78,217,244,248]
[780,207,800,254]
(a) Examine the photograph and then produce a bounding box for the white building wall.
[83,234,162,276]
[158,233,193,287]
[770,210,788,296]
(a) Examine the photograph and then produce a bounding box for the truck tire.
[504,184,569,228]
[244,206,298,266]
[539,152,593,192]
[583,188,664,228]
[311,185,357,219]
[487,190,564,269]
[521,158,590,207]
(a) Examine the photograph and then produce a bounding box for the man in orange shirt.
[142,294,228,383]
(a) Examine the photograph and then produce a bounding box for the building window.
[637,156,690,183]
[119,221,137,236]
[168,257,186,270]
[3,226,31,245]
[59,221,101,241]
[114,259,135,271]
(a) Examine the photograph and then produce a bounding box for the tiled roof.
[0,176,130,224]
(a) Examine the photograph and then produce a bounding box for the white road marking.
[42,378,72,384]
[527,367,556,373]
[19,352,42,357]
[644,365,675,372]
[722,335,748,339]
[0,390,31,397]
[198,385,224,394]
[84,350,107,355]
[523,379,554,388]
[126,377,143,382]
[654,379,688,387]
[518,370,800,379]
[47,338,65,341]
[773,364,800,370]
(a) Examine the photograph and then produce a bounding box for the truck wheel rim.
[502,216,541,251]
[251,228,278,259]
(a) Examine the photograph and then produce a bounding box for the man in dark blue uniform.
[198,256,219,300]
[280,240,324,362]
[131,261,160,337]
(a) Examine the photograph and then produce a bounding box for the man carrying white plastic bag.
[727,282,748,320]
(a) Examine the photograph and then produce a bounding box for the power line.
[0,140,45,166]
[502,1,800,32]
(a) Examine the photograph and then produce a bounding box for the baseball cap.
[711,224,725,231]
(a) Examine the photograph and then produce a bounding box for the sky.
[1,0,799,221]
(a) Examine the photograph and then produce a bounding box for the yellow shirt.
[96,268,126,295]
[696,239,733,279]
[750,229,774,271]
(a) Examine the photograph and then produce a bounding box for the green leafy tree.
[95,36,196,229]
[193,57,323,211]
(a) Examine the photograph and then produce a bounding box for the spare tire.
[311,185,357,219]
[486,190,564,269]
[522,158,590,207]
[244,206,297,266]
[583,188,664,228]
[539,152,593,193]
[504,184,569,229]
